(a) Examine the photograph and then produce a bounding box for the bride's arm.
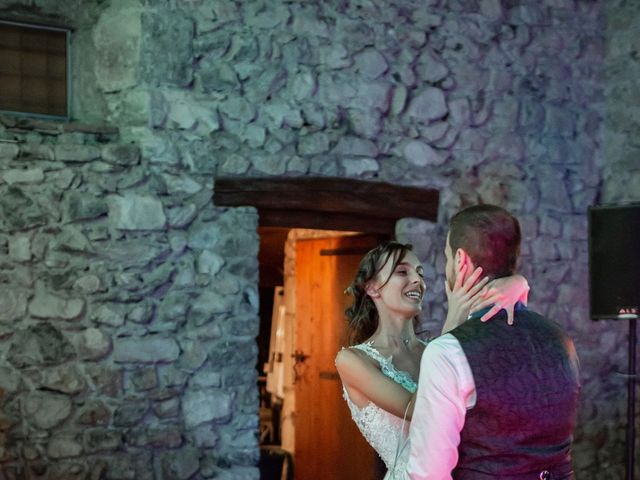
[336,348,415,419]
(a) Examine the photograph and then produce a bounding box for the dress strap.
[351,341,417,393]
[352,341,388,364]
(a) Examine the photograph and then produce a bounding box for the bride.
[335,241,528,478]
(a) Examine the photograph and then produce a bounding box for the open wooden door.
[294,234,382,480]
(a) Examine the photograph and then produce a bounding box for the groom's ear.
[455,248,470,271]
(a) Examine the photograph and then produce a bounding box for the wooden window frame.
[0,19,71,120]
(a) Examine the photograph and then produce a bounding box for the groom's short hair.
[449,204,521,279]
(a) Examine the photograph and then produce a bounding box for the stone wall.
[0,0,633,478]
[604,1,640,204]
[596,1,640,478]
[0,116,260,479]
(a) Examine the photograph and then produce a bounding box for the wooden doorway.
[294,234,381,480]
[214,176,439,479]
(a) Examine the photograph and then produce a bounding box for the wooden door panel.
[295,235,381,480]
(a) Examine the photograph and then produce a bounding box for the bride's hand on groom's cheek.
[443,265,489,333]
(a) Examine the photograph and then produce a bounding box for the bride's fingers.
[480,303,503,322]
[465,276,490,300]
[470,287,503,311]
[461,267,484,293]
[479,300,518,324]
[470,294,495,312]
[453,264,468,291]
[480,292,505,306]
[480,285,499,298]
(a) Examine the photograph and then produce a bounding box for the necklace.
[371,337,411,348]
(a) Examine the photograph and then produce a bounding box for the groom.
[406,205,581,479]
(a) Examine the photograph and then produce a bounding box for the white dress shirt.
[405,333,477,480]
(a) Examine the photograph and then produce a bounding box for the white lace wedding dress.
[342,341,418,479]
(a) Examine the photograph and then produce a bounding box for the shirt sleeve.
[405,334,476,480]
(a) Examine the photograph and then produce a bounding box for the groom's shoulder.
[424,332,466,357]
[518,308,572,336]
[422,333,468,368]
[451,308,571,339]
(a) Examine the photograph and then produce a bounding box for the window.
[0,20,70,119]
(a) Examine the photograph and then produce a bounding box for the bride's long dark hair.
[344,241,414,345]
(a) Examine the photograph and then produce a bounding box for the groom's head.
[445,204,521,288]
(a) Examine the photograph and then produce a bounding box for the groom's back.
[449,307,580,479]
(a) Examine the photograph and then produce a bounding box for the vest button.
[539,471,551,480]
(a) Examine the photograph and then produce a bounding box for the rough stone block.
[291,69,316,101]
[8,235,31,262]
[348,109,382,139]
[28,283,85,321]
[140,11,193,87]
[350,81,392,112]
[91,304,125,327]
[113,401,148,427]
[77,401,111,427]
[183,388,232,427]
[354,48,388,80]
[54,145,101,162]
[23,391,72,429]
[0,142,19,159]
[2,168,44,185]
[219,97,256,123]
[390,84,408,116]
[418,50,449,83]
[406,87,448,123]
[319,44,351,69]
[8,323,75,368]
[84,428,123,453]
[107,194,166,230]
[47,434,83,459]
[243,124,266,148]
[167,204,198,230]
[41,365,86,395]
[113,335,180,363]
[298,132,329,155]
[128,426,183,448]
[403,140,444,166]
[101,144,141,166]
[93,5,141,92]
[341,157,379,176]
[332,136,379,157]
[191,423,219,448]
[252,154,287,175]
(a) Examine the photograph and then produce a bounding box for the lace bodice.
[342,341,419,478]
[351,342,418,394]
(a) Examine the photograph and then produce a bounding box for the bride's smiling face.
[366,250,426,317]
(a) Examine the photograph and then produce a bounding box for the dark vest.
[449,306,580,480]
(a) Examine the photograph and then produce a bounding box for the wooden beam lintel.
[214,176,440,223]
[257,209,397,235]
